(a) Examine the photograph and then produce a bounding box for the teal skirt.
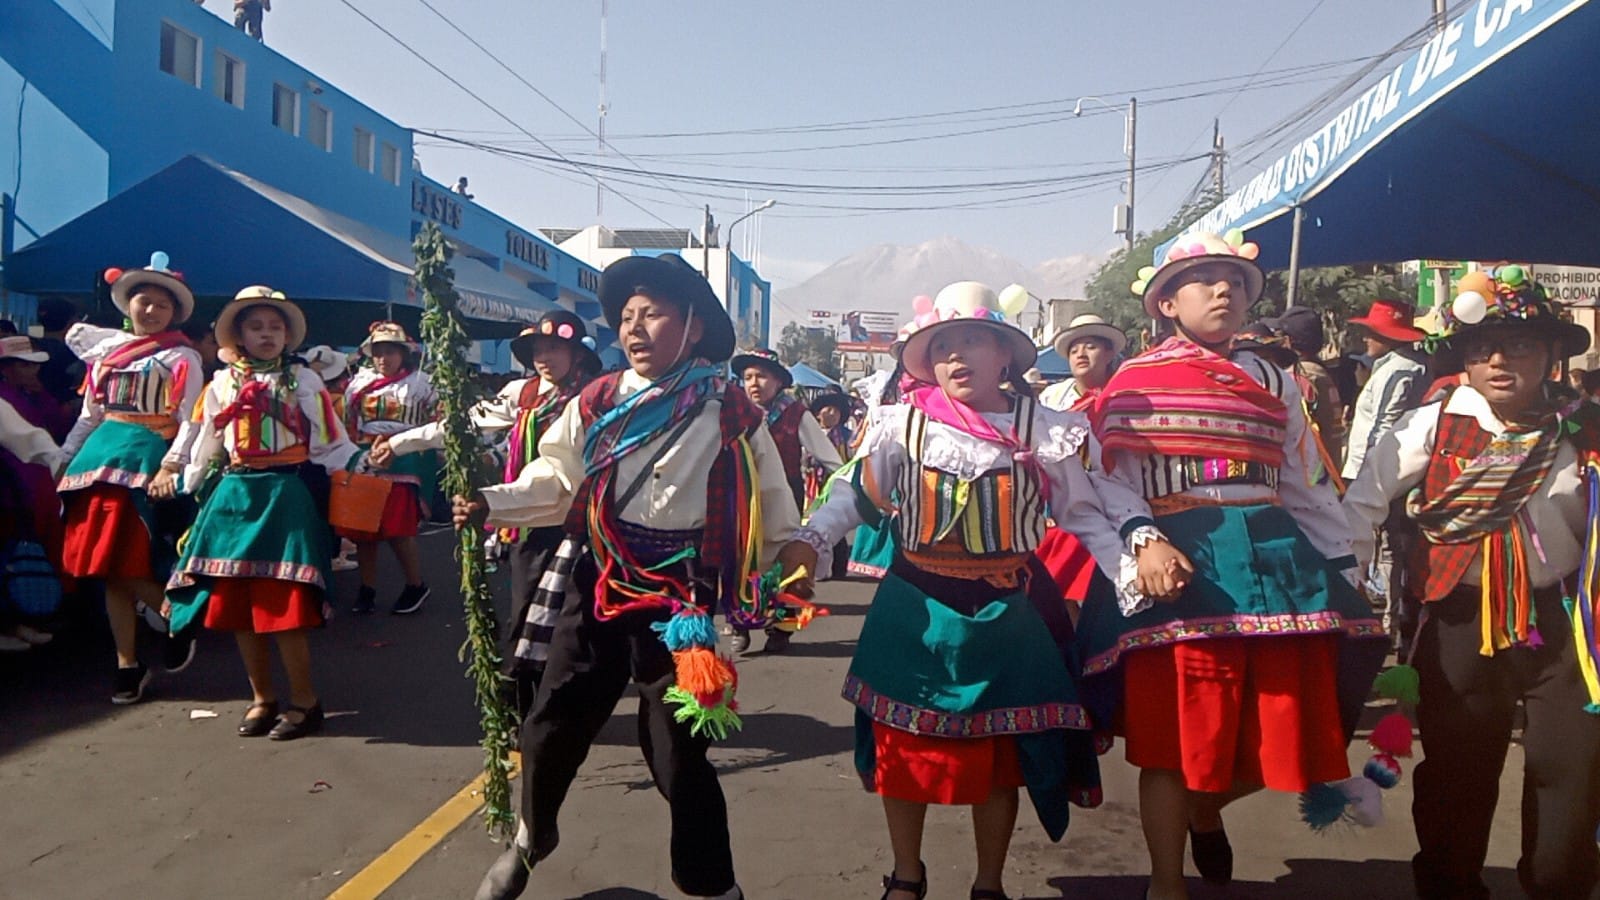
[847,570,1099,840]
[1075,502,1387,737]
[59,418,169,492]
[166,469,332,633]
[846,521,895,579]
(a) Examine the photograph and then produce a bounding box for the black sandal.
[1189,824,1233,885]
[880,860,927,899]
[268,702,324,741]
[238,701,279,737]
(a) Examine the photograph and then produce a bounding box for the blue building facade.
[1,0,603,368]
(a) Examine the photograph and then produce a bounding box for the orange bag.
[328,470,392,534]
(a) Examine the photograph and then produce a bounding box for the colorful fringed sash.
[1093,337,1287,473]
[92,331,192,419]
[498,376,578,543]
[346,368,418,436]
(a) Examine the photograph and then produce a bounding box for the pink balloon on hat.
[912,295,934,315]
[557,323,574,339]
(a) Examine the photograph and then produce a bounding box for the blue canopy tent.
[2,156,559,344]
[1033,347,1072,379]
[788,361,843,391]
[1162,0,1600,299]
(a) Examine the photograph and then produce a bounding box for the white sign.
[851,311,900,334]
[1530,266,1600,307]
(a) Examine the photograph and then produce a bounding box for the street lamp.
[1074,96,1137,253]
[725,199,777,346]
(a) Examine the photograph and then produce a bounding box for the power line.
[329,0,682,229]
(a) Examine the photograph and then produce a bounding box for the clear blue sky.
[237,0,1439,286]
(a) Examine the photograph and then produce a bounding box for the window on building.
[380,142,401,185]
[158,22,200,87]
[271,83,299,135]
[306,103,332,151]
[213,51,245,108]
[353,128,375,172]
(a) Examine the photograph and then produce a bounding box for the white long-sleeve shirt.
[344,368,437,439]
[180,366,362,490]
[0,396,62,471]
[794,407,844,472]
[59,335,204,469]
[1343,347,1428,479]
[389,376,559,456]
[1342,385,1585,589]
[797,402,1128,580]
[480,369,799,566]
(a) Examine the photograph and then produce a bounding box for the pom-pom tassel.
[674,647,735,704]
[1299,782,1350,832]
[1363,753,1403,789]
[652,605,720,652]
[1372,664,1421,706]
[663,684,743,740]
[1369,712,1415,757]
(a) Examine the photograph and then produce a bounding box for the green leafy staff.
[413,222,518,835]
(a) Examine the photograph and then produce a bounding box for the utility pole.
[1430,0,1450,309]
[596,0,608,220]
[1211,118,1226,197]
[1125,97,1137,253]
[701,204,713,278]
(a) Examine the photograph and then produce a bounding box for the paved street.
[1,529,1533,899]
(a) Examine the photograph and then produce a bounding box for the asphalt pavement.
[0,529,1532,899]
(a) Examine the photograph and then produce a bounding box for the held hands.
[147,466,180,501]
[451,492,486,530]
[367,436,394,470]
[776,540,819,599]
[1135,539,1194,603]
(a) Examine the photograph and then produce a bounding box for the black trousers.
[1412,584,1600,900]
[518,560,735,897]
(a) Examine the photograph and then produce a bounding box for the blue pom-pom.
[150,250,170,270]
[1299,782,1350,832]
[1363,756,1402,789]
[650,608,718,652]
[582,336,597,350]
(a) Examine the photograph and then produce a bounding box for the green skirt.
[847,570,1098,840]
[166,470,332,634]
[59,418,169,492]
[846,521,895,579]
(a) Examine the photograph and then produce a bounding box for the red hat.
[1350,300,1426,344]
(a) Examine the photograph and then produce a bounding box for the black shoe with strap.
[238,701,279,737]
[268,702,324,741]
[1189,824,1233,885]
[880,861,928,900]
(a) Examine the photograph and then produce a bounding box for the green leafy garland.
[413,223,518,835]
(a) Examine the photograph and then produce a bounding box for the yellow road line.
[327,754,520,900]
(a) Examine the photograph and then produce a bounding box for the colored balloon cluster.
[1445,266,1550,331]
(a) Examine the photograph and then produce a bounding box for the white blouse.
[180,366,362,490]
[59,327,204,469]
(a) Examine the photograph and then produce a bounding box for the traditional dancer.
[341,321,436,615]
[786,282,1121,900]
[165,287,360,740]
[1344,270,1600,900]
[58,253,205,702]
[374,308,601,711]
[1038,313,1123,412]
[1076,232,1386,900]
[457,254,805,900]
[726,346,842,651]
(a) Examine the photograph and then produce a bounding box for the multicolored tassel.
[652,605,742,739]
[1573,456,1600,713]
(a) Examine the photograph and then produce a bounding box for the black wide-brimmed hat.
[730,347,793,389]
[510,308,602,374]
[598,254,736,362]
[1432,267,1590,366]
[809,391,854,419]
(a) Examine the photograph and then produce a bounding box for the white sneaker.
[0,634,30,652]
[13,624,53,646]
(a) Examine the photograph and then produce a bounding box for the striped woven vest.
[766,399,806,482]
[895,396,1045,557]
[1408,411,1494,603]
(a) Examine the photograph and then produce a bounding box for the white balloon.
[1452,291,1488,325]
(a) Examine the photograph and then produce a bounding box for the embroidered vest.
[767,400,806,481]
[895,396,1045,557]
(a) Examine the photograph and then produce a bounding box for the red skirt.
[871,723,1025,805]
[1120,635,1349,793]
[203,576,323,633]
[336,484,420,541]
[1034,526,1097,603]
[61,484,153,580]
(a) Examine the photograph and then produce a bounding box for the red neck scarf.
[346,367,412,433]
[1093,337,1287,472]
[91,331,191,399]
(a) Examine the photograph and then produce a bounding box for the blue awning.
[1033,347,1071,378]
[788,361,842,390]
[2,156,556,343]
[1163,0,1600,269]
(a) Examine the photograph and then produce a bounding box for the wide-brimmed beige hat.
[898,281,1037,384]
[214,285,308,354]
[360,321,419,355]
[0,336,48,363]
[1134,231,1264,318]
[107,251,195,325]
[302,345,349,382]
[1051,313,1127,358]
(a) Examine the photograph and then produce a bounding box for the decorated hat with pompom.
[106,251,195,325]
[898,281,1037,384]
[1133,229,1264,317]
[215,285,308,354]
[510,308,601,375]
[1431,265,1589,360]
[730,346,793,389]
